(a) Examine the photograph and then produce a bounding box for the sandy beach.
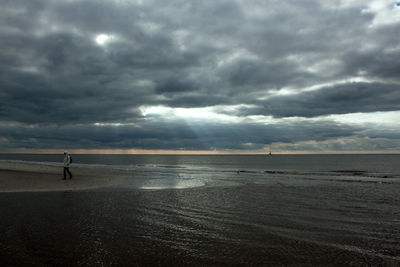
[0,161,135,192]
[1,156,399,266]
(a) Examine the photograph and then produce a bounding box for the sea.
[0,154,399,266]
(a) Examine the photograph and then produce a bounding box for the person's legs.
[66,167,72,179]
[63,167,67,179]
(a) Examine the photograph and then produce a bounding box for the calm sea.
[1,153,400,173]
[0,154,399,265]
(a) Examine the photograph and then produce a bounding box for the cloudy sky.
[1,0,400,153]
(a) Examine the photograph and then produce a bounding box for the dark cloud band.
[1,0,399,151]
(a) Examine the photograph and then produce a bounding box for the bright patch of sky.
[360,0,400,27]
[140,105,257,123]
[95,33,115,45]
[328,111,400,126]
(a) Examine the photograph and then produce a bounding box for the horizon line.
[1,148,399,155]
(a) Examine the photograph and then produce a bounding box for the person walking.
[63,151,73,180]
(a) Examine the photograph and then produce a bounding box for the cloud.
[0,0,399,151]
[341,45,400,81]
[237,82,400,118]
[0,118,361,151]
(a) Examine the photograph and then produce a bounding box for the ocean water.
[1,154,399,189]
[0,154,399,266]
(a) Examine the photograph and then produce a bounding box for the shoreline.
[0,161,135,193]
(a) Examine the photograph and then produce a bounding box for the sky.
[1,0,400,154]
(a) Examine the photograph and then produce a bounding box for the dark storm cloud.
[342,47,400,81]
[0,118,360,150]
[155,78,197,94]
[218,57,319,91]
[0,67,147,124]
[238,82,400,118]
[160,94,230,108]
[0,0,399,150]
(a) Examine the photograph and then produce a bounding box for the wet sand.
[0,161,135,192]
[1,160,399,266]
[1,185,399,266]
